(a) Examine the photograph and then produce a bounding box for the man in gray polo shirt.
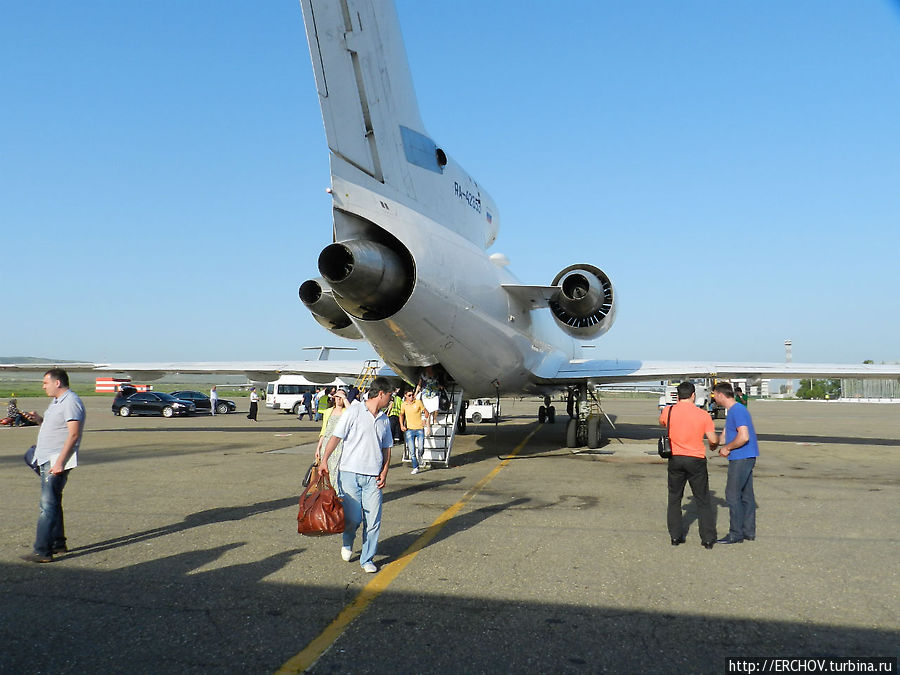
[21,368,85,563]
[319,376,394,574]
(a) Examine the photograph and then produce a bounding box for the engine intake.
[299,278,363,340]
[549,264,617,339]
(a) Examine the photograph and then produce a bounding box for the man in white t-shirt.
[319,377,394,573]
[21,369,85,563]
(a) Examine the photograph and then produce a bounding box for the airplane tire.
[547,405,555,423]
[565,418,578,448]
[538,406,546,423]
[119,406,131,417]
[587,417,601,449]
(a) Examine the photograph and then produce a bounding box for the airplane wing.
[0,360,395,384]
[538,359,900,386]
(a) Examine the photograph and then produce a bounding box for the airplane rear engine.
[549,264,617,339]
[298,278,363,340]
[318,239,414,321]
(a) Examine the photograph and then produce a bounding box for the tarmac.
[1,396,897,674]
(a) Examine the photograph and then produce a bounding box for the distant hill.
[0,357,84,364]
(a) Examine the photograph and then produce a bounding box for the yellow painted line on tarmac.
[275,424,541,674]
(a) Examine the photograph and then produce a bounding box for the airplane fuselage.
[327,160,581,397]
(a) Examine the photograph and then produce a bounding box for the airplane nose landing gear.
[538,395,556,423]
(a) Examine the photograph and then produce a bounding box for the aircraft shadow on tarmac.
[378,497,531,562]
[755,432,900,447]
[90,424,315,434]
[383,476,465,504]
[55,477,491,562]
[0,442,261,469]
[3,546,896,673]
[59,496,299,560]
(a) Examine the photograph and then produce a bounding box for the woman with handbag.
[414,366,441,435]
[315,389,350,489]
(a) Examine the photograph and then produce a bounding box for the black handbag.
[438,389,451,412]
[302,461,318,487]
[658,406,673,459]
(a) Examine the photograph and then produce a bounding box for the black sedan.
[170,390,237,415]
[112,392,196,418]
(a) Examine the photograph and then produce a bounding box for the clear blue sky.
[3,1,898,365]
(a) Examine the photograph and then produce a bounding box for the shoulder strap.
[665,404,673,441]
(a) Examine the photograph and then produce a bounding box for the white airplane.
[6,1,897,448]
[291,0,899,446]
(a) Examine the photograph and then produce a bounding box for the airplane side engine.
[298,278,363,340]
[317,238,415,321]
[549,264,617,339]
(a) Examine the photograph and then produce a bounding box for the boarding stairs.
[354,360,381,392]
[402,385,464,469]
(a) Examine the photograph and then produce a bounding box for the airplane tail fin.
[300,0,426,185]
[301,346,358,361]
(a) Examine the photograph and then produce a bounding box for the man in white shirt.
[210,385,218,415]
[21,369,85,563]
[319,377,394,573]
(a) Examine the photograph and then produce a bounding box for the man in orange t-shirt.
[659,381,719,548]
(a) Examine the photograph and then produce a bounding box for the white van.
[265,375,349,414]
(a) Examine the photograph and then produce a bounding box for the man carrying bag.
[658,381,719,549]
[318,377,394,574]
[298,471,344,536]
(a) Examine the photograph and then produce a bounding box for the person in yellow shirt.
[399,390,427,474]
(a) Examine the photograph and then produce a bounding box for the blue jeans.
[35,462,69,556]
[725,457,757,541]
[405,429,424,469]
[338,471,383,567]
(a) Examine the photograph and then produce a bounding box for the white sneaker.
[410,467,419,475]
[362,562,378,573]
[340,546,352,562]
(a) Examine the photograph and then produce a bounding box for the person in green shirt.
[316,387,333,421]
[388,389,403,443]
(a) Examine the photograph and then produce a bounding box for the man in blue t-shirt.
[712,381,759,544]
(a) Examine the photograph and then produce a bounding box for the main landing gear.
[562,386,603,449]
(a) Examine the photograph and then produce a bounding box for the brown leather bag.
[297,472,344,536]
